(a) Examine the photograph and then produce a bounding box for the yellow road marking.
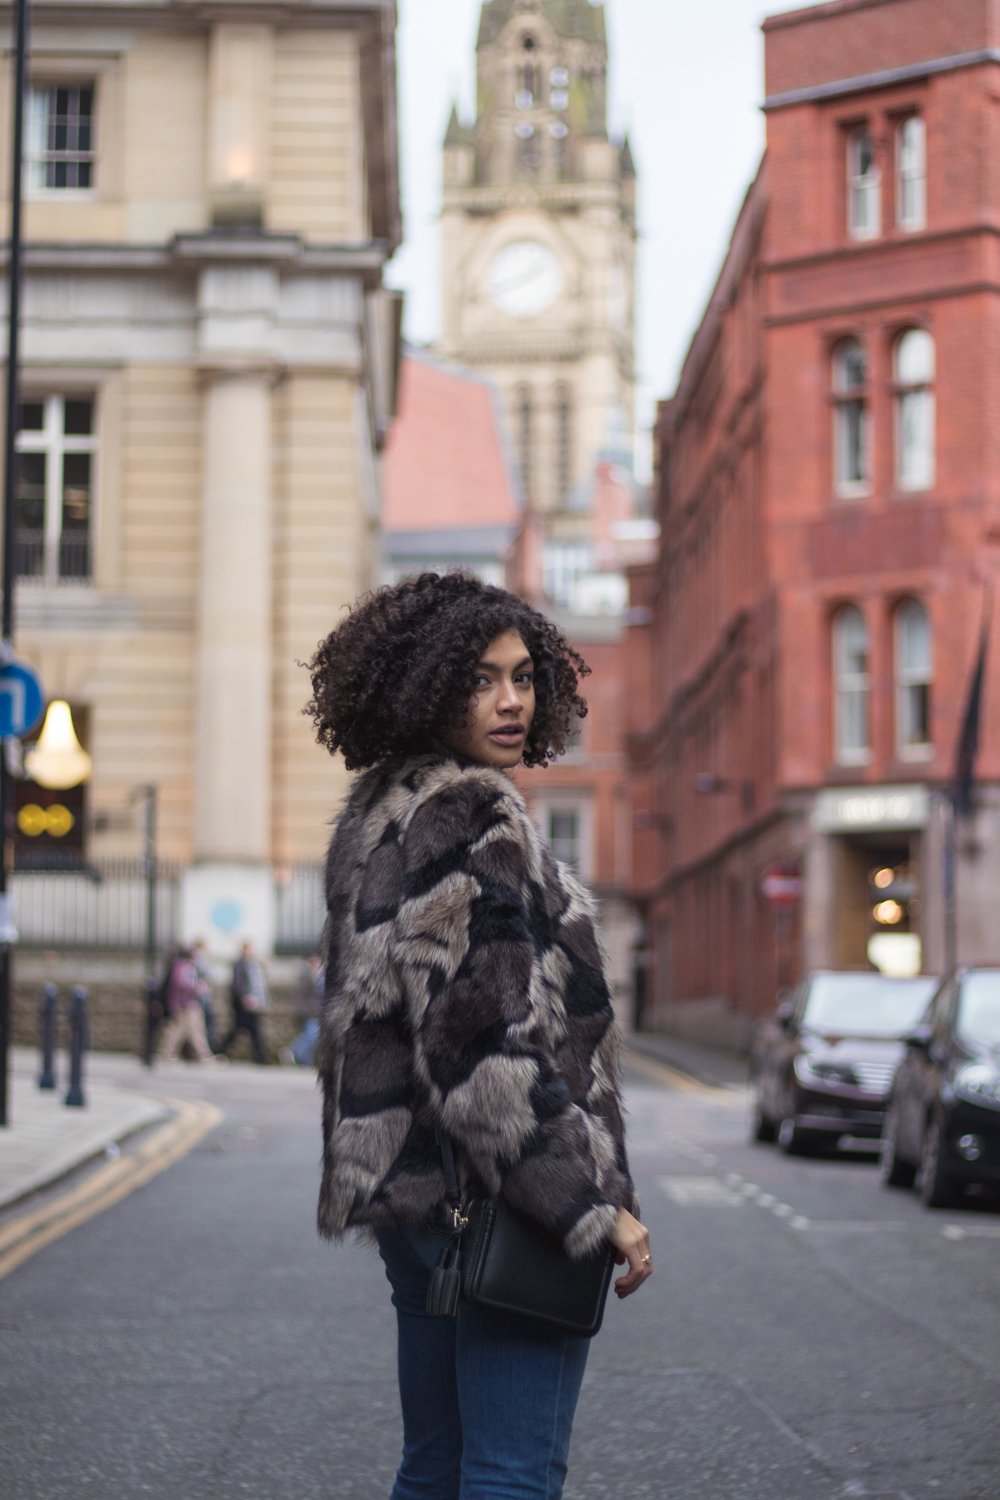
[624,1048,732,1096]
[0,1097,222,1280]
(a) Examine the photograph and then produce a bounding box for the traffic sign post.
[0,659,44,739]
[759,861,804,910]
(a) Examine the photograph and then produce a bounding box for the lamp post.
[0,0,31,1128]
[129,784,158,989]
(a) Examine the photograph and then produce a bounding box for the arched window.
[847,125,880,240]
[555,382,573,502]
[515,384,533,500]
[518,36,539,103]
[833,605,871,762]
[894,329,935,491]
[895,598,932,754]
[832,340,870,496]
[896,116,926,231]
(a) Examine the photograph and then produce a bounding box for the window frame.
[832,604,872,765]
[831,339,871,499]
[554,381,573,503]
[26,80,97,198]
[515,384,533,501]
[893,328,936,493]
[895,114,926,232]
[894,597,933,759]
[530,793,593,880]
[846,124,881,241]
[15,393,97,585]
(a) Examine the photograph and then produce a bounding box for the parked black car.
[750,970,937,1155]
[880,966,1000,1207]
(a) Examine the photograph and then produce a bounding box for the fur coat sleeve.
[317,754,634,1261]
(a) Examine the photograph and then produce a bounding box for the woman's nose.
[497,678,521,711]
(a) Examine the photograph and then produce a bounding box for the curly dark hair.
[303,571,590,770]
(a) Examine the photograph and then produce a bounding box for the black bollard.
[38,982,58,1090]
[64,985,89,1108]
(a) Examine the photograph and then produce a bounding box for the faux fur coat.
[316,750,634,1261]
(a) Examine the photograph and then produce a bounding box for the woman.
[306,571,652,1500]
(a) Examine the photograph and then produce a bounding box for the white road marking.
[941,1223,1000,1241]
[658,1176,747,1206]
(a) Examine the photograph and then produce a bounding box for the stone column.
[182,367,275,956]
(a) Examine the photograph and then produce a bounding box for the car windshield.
[801,972,937,1036]
[957,972,1000,1048]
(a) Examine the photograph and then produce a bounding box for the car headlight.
[954,1065,1000,1110]
[793,1055,857,1088]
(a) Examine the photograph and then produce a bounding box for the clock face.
[487,240,563,318]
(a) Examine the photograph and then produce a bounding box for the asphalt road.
[1,1054,998,1500]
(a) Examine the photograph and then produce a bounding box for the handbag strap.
[437,1130,465,1226]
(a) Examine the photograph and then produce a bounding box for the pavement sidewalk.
[626,1030,750,1089]
[0,1049,169,1212]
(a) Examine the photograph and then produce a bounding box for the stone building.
[628,0,1000,1048]
[0,0,401,958]
[438,0,635,557]
[434,1,650,1023]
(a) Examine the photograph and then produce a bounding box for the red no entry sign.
[759,862,804,909]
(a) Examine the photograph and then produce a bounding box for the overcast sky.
[385,0,809,473]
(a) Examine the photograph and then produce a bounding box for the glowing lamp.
[24,700,92,789]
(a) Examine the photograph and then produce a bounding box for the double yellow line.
[0,1096,222,1280]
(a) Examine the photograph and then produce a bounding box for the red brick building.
[628,0,1000,1048]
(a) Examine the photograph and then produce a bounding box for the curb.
[0,1096,222,1280]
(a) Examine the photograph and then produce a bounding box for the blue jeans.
[376,1225,591,1500]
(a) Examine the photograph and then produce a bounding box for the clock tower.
[439,0,636,518]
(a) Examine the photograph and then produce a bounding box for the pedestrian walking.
[305,571,652,1500]
[219,940,270,1063]
[282,952,323,1067]
[191,937,216,1051]
[157,946,217,1063]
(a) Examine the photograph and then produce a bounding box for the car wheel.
[778,1114,817,1156]
[919,1116,961,1209]
[878,1104,916,1189]
[750,1094,778,1144]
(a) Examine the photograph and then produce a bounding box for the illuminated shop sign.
[813,785,929,832]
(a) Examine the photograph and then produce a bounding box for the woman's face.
[439,630,536,769]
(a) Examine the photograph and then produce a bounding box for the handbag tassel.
[426,1235,463,1317]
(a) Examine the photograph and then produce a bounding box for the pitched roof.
[478,0,606,48]
[382,352,522,534]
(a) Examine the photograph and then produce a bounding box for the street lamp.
[24,700,92,788]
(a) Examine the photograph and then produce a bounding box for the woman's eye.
[515,673,534,686]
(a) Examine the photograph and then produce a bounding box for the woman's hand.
[609,1207,652,1298]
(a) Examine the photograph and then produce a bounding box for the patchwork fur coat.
[316,749,634,1261]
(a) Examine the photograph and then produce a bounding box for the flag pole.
[944,580,994,974]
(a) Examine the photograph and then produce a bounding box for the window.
[27,84,95,192]
[832,341,870,496]
[833,605,871,762]
[547,808,581,869]
[847,126,880,240]
[542,540,592,608]
[555,383,573,502]
[519,36,539,102]
[15,395,95,582]
[894,329,935,491]
[533,798,590,876]
[896,116,926,231]
[895,599,932,755]
[515,385,533,500]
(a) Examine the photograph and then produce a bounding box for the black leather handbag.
[426,1135,616,1338]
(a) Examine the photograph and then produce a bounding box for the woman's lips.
[489,726,524,742]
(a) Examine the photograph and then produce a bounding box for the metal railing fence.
[10,858,325,955]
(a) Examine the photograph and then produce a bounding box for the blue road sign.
[0,660,45,739]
